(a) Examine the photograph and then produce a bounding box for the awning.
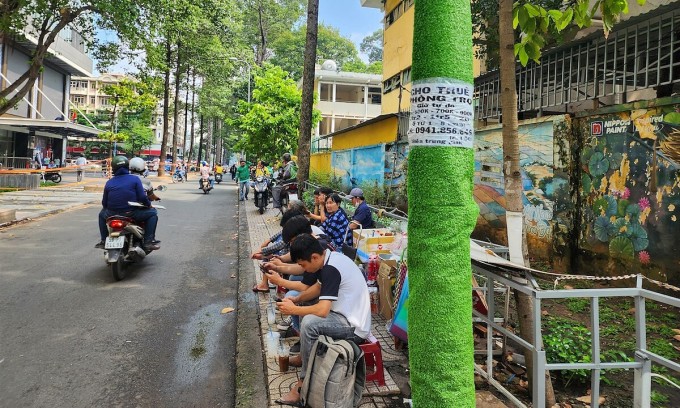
[140,149,161,156]
[66,146,86,153]
[0,117,102,139]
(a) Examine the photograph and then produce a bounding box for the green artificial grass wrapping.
[408,0,477,406]
[412,0,474,84]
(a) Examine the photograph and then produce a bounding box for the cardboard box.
[353,228,395,257]
[378,273,394,320]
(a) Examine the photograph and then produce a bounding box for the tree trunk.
[182,67,190,164]
[189,73,197,166]
[256,2,267,65]
[158,39,172,177]
[498,0,555,404]
[171,42,182,174]
[198,114,204,162]
[295,0,319,192]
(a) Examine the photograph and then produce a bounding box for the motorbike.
[273,178,298,213]
[253,176,270,214]
[200,176,212,194]
[215,172,223,184]
[172,167,185,183]
[41,170,62,183]
[103,185,166,281]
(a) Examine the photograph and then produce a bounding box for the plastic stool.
[359,334,385,386]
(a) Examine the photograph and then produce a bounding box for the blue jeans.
[99,208,158,243]
[239,181,249,200]
[299,311,364,379]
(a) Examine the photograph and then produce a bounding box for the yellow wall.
[380,0,482,114]
[382,1,414,115]
[310,152,331,174]
[331,116,399,151]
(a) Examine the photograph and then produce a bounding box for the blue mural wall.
[331,144,386,189]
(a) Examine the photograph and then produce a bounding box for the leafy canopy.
[230,64,320,161]
[270,23,362,80]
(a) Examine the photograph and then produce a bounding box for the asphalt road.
[0,179,241,407]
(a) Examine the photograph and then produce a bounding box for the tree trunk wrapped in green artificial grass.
[408,1,478,406]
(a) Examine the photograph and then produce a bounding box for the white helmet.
[129,157,146,173]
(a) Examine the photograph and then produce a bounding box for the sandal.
[275,387,302,407]
[252,285,269,293]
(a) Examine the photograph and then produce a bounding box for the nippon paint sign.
[590,114,664,136]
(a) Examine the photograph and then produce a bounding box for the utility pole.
[407,1,478,406]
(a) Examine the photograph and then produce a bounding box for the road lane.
[0,180,241,407]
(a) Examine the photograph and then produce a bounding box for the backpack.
[300,335,365,408]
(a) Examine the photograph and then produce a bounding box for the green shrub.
[543,317,592,386]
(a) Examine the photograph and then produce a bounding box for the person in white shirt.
[274,233,371,406]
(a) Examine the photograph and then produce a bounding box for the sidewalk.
[243,202,408,407]
[0,177,106,226]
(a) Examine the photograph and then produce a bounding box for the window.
[73,96,85,105]
[368,87,382,104]
[90,96,95,105]
[100,97,110,106]
[59,29,73,43]
[80,81,88,88]
[90,82,97,89]
[384,0,414,29]
[70,81,78,88]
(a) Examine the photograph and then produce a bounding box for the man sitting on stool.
[274,233,371,406]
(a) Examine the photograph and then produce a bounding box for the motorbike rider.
[130,157,161,202]
[198,160,213,189]
[272,153,296,209]
[95,156,160,251]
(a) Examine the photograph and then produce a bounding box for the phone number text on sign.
[407,79,474,148]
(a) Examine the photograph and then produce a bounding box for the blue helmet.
[201,161,207,166]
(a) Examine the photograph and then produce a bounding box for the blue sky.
[319,0,382,60]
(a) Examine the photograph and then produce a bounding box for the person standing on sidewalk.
[236,159,250,201]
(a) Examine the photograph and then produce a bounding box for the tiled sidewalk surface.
[244,204,407,407]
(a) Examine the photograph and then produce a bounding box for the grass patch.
[40,181,57,187]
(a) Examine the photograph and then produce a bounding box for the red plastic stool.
[359,334,385,386]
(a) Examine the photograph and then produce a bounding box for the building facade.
[69,73,179,159]
[0,25,100,169]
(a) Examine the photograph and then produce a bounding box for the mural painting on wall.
[331,144,385,190]
[472,118,571,260]
[580,105,680,283]
[384,142,409,187]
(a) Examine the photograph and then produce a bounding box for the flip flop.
[274,399,302,407]
[252,286,269,293]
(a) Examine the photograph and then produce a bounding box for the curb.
[0,200,97,229]
[235,199,268,407]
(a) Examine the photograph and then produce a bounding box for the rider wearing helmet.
[272,153,296,209]
[199,160,214,189]
[96,156,160,251]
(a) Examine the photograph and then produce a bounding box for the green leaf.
[514,43,522,57]
[518,6,530,29]
[556,8,574,31]
[524,4,541,17]
[513,7,520,29]
[637,0,646,4]
[518,46,529,66]
[589,152,610,177]
[524,17,536,34]
[539,15,549,32]
[548,10,563,22]
[663,112,680,124]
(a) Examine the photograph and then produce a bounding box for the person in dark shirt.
[347,187,374,231]
[95,156,160,251]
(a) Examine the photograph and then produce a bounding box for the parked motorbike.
[215,172,223,184]
[200,176,212,194]
[103,185,166,281]
[253,176,270,214]
[42,170,61,183]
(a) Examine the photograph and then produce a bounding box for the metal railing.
[471,262,680,408]
[474,6,680,120]
[0,156,33,170]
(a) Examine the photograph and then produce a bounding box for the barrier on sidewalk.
[0,174,40,189]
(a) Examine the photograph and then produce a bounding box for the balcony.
[317,100,381,119]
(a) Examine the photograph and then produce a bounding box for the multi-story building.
[309,60,382,151]
[69,73,179,159]
[0,25,101,168]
